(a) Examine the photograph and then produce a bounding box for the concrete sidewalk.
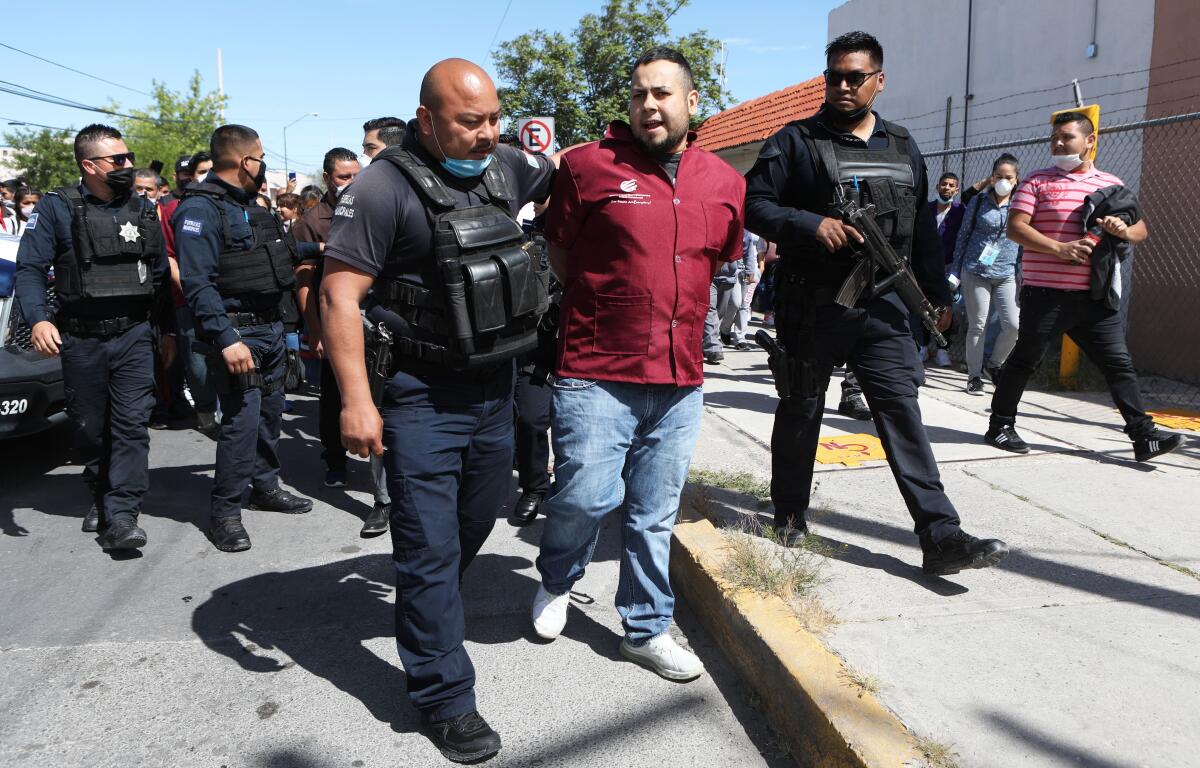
[0,395,789,768]
[691,342,1200,768]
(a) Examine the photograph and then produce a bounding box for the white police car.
[0,233,67,438]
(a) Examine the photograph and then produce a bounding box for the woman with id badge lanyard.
[949,153,1022,395]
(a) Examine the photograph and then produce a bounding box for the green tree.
[493,0,731,146]
[3,127,78,190]
[117,72,227,186]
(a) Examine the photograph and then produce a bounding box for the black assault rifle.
[833,196,948,349]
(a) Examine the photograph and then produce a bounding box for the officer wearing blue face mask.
[318,58,557,763]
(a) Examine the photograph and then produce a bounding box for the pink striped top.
[1010,166,1123,291]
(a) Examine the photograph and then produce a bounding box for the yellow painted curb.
[671,505,916,767]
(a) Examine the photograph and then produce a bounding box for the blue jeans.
[175,305,218,413]
[536,378,702,644]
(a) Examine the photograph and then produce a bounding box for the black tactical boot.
[424,711,502,764]
[247,487,312,514]
[82,502,101,533]
[510,492,542,527]
[209,516,251,553]
[922,529,1008,576]
[837,392,872,420]
[99,516,147,550]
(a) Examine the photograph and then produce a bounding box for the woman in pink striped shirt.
[983,111,1181,463]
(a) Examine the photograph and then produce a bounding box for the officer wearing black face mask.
[745,32,1009,577]
[174,124,312,553]
[14,123,177,550]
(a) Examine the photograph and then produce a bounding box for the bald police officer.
[320,59,556,763]
[175,124,312,553]
[14,123,176,549]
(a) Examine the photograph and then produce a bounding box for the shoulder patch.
[181,218,204,236]
[24,212,38,230]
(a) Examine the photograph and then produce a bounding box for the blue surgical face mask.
[430,118,494,178]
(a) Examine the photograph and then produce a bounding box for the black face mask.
[245,157,268,190]
[104,167,136,195]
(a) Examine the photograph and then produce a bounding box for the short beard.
[633,121,689,156]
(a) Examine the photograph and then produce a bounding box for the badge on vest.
[119,221,140,243]
[181,218,204,236]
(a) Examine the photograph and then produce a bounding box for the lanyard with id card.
[977,204,1009,267]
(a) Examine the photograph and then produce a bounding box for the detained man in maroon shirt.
[530,47,746,681]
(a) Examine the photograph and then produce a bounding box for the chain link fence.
[925,110,1200,411]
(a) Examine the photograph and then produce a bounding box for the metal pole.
[217,48,225,122]
[961,0,973,180]
[283,126,289,179]
[942,96,952,176]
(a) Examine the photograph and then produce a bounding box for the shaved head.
[419,58,496,112]
[415,58,502,165]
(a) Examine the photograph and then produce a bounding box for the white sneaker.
[934,348,952,367]
[531,584,570,640]
[620,633,705,681]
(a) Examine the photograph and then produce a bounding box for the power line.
[0,79,191,125]
[0,115,72,132]
[486,0,516,55]
[0,41,153,97]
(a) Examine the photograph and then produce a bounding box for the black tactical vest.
[52,187,162,307]
[793,116,917,267]
[180,183,298,298]
[375,147,549,370]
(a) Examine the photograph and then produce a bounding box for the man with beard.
[175,124,313,554]
[744,31,1009,576]
[320,59,556,762]
[14,123,176,548]
[529,47,745,682]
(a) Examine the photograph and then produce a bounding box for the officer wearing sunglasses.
[13,123,177,551]
[745,31,1009,577]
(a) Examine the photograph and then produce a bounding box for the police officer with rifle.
[175,124,312,554]
[745,32,1008,577]
[15,123,176,551]
[320,59,555,763]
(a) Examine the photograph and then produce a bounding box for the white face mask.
[1053,153,1083,172]
[358,154,371,167]
[194,171,209,184]
[20,205,35,217]
[992,179,1014,197]
[335,184,350,197]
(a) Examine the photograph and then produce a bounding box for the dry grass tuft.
[911,734,961,768]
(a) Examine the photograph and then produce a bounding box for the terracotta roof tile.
[695,75,825,152]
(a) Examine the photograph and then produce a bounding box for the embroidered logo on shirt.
[24,213,37,230]
[181,218,204,235]
[334,205,355,219]
[620,179,638,193]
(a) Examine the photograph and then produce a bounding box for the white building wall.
[828,0,1155,185]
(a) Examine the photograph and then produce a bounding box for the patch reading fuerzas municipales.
[334,194,354,218]
[610,179,651,205]
[181,218,203,235]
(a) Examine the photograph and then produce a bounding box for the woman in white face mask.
[948,154,1022,395]
[13,187,40,236]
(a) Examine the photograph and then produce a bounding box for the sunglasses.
[89,152,136,167]
[823,69,881,88]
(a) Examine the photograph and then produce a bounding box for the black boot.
[510,492,542,527]
[1133,429,1183,463]
[361,502,389,537]
[837,392,872,420]
[209,516,251,552]
[99,516,146,550]
[424,711,502,764]
[922,529,1008,576]
[82,502,101,533]
[247,487,313,514]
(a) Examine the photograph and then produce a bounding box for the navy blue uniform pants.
[382,360,514,720]
[990,286,1154,439]
[211,321,285,518]
[771,294,961,544]
[514,369,552,496]
[60,321,156,525]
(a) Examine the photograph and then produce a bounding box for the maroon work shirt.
[545,121,745,387]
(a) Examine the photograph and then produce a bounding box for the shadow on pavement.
[980,710,1137,768]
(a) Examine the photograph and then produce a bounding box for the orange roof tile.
[695,75,825,152]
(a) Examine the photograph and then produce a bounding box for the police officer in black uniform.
[319,59,555,763]
[14,123,176,549]
[174,124,312,553]
[745,32,1009,577]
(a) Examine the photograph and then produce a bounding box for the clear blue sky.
[2,0,839,173]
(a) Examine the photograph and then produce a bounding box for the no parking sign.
[517,117,555,155]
